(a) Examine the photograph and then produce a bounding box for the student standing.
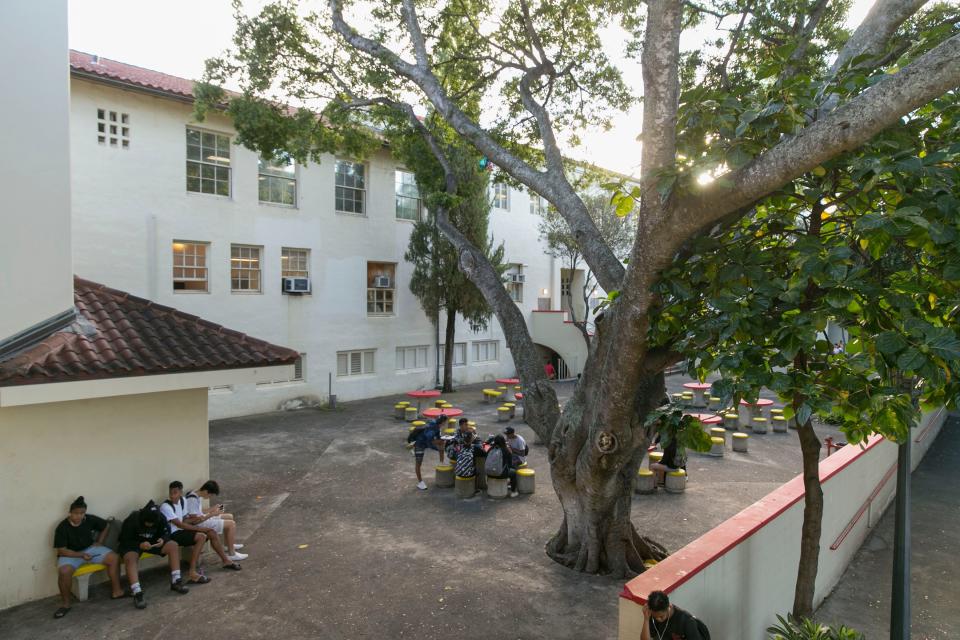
[407,416,445,490]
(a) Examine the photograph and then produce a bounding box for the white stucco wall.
[0,1,74,343]
[0,388,209,610]
[68,77,564,418]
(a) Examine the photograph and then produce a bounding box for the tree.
[538,190,634,343]
[196,0,960,580]
[400,125,506,392]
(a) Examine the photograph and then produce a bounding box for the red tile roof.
[0,277,300,387]
[70,50,198,100]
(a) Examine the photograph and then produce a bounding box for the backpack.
[484,447,507,476]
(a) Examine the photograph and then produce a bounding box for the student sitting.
[485,435,519,497]
[159,481,241,585]
[53,496,123,619]
[649,433,687,483]
[184,480,246,561]
[504,426,528,466]
[453,430,484,480]
[118,501,189,609]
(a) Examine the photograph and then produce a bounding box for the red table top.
[682,382,713,390]
[686,412,723,424]
[740,398,774,407]
[407,390,441,399]
[422,407,464,418]
[514,393,524,400]
[496,378,520,385]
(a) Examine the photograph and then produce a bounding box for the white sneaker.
[417,481,428,490]
[227,552,248,561]
[510,491,519,498]
[232,544,244,550]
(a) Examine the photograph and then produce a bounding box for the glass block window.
[395,170,422,221]
[335,160,365,214]
[281,248,309,278]
[186,128,231,196]
[172,241,208,292]
[230,244,262,292]
[337,349,375,376]
[97,109,130,148]
[259,155,297,206]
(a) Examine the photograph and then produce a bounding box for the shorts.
[414,442,439,461]
[57,545,114,569]
[119,543,168,558]
[170,530,201,546]
[197,516,224,534]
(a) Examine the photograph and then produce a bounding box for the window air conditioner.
[510,273,526,283]
[373,275,392,288]
[282,277,311,294]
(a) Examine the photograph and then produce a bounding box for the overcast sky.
[69,0,878,177]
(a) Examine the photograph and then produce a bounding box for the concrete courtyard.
[0,377,843,639]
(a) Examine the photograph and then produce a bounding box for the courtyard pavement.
[0,376,843,640]
[816,415,960,639]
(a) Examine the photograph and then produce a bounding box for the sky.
[69,0,879,178]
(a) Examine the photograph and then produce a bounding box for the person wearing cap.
[504,426,528,466]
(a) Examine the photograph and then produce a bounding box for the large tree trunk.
[545,370,670,577]
[442,306,456,393]
[793,420,824,617]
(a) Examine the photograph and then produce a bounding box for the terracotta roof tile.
[70,50,197,100]
[0,277,300,387]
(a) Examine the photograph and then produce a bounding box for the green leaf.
[896,347,926,372]
[876,332,907,356]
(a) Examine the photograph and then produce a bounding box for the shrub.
[767,614,864,640]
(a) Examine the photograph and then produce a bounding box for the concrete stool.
[770,408,784,417]
[435,398,446,408]
[681,392,694,404]
[405,407,418,422]
[643,559,659,571]
[772,415,788,433]
[394,404,407,420]
[732,432,749,452]
[752,416,768,434]
[482,389,499,403]
[665,469,687,493]
[517,468,536,494]
[435,465,454,488]
[487,476,508,499]
[671,392,685,404]
[723,413,739,430]
[635,469,656,494]
[648,451,665,485]
[475,455,487,490]
[514,385,522,391]
[497,406,510,422]
[709,437,725,457]
[504,402,516,418]
[448,418,457,428]
[467,421,476,429]
[497,386,508,392]
[708,396,722,411]
[710,427,727,445]
[443,428,456,436]
[455,475,476,498]
[411,420,425,428]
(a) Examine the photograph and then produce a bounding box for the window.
[172,241,209,292]
[367,262,396,315]
[530,194,547,216]
[472,340,499,363]
[281,248,309,278]
[337,349,375,376]
[492,182,509,210]
[396,345,429,371]
[561,275,572,298]
[439,342,467,367]
[335,160,365,214]
[186,128,231,196]
[506,263,524,303]
[257,353,306,385]
[97,109,130,148]
[231,245,262,292]
[395,170,422,221]
[259,155,297,206]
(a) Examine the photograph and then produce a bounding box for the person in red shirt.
[544,361,556,380]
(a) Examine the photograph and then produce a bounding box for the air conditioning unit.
[282,277,311,294]
[510,273,526,283]
[373,275,392,288]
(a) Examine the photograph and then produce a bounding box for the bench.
[72,551,163,601]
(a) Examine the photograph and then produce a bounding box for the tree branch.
[831,0,929,75]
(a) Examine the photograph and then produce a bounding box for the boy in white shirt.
[160,481,241,584]
[184,480,246,561]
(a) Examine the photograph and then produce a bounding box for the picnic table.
[739,398,774,423]
[406,389,441,412]
[496,378,520,385]
[422,407,464,420]
[686,412,722,425]
[682,382,712,408]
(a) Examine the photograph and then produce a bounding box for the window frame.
[335,159,367,215]
[230,244,263,294]
[506,263,524,303]
[492,182,510,210]
[186,126,232,197]
[472,340,499,363]
[439,342,467,368]
[395,345,429,371]
[529,194,547,216]
[172,240,210,294]
[394,169,422,221]
[337,349,376,377]
[366,261,397,316]
[258,154,298,207]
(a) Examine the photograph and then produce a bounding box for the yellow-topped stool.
[497,386,508,391]
[635,468,656,494]
[723,413,740,430]
[503,402,516,419]
[497,406,510,422]
[435,464,455,488]
[733,432,749,452]
[665,469,687,493]
[709,436,725,457]
[435,398,446,408]
[752,416,768,434]
[710,427,726,441]
[404,406,418,422]
[411,420,426,427]
[772,415,788,433]
[455,475,476,498]
[443,427,456,436]
[516,468,536,494]
[394,404,407,420]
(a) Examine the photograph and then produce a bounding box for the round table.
[686,412,722,425]
[739,398,775,424]
[407,389,441,412]
[682,382,713,408]
[496,378,520,386]
[422,407,464,420]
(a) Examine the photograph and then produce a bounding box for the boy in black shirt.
[641,590,705,640]
[53,496,123,619]
[118,501,189,609]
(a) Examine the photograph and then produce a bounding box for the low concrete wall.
[619,408,947,639]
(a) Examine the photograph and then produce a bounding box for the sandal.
[187,575,211,584]
[222,563,242,571]
[54,607,71,619]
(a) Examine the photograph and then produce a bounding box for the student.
[445,418,474,462]
[184,480,247,561]
[504,426,528,466]
[544,361,556,380]
[159,481,241,584]
[407,416,445,490]
[641,590,707,640]
[52,496,123,619]
[649,432,686,482]
[453,430,483,480]
[118,501,189,608]
[485,434,518,497]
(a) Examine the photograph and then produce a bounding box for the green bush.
[767,615,864,640]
